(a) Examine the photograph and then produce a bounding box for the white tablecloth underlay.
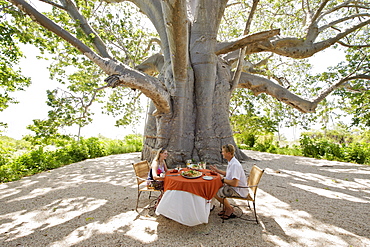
[156,190,212,226]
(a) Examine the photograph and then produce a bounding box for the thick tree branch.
[313,74,370,105]
[238,72,370,113]
[311,18,370,52]
[161,0,188,84]
[305,1,369,46]
[337,41,370,48]
[309,0,330,26]
[59,0,112,58]
[143,37,162,54]
[249,18,370,59]
[135,53,164,75]
[238,72,318,113]
[103,72,170,115]
[10,0,171,114]
[318,13,370,33]
[215,29,280,55]
[318,1,369,23]
[9,0,95,55]
[38,0,65,10]
[231,0,259,91]
[128,0,171,61]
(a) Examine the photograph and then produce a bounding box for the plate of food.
[181,170,202,179]
[187,163,202,170]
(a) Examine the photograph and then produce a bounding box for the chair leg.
[252,201,258,223]
[222,198,225,223]
[153,190,164,210]
[135,191,142,211]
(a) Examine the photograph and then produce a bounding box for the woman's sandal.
[217,211,225,216]
[221,213,236,220]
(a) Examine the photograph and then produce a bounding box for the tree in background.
[4,0,369,165]
[0,6,31,129]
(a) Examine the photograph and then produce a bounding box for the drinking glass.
[198,161,206,169]
[186,159,192,167]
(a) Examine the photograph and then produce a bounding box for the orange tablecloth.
[164,169,223,200]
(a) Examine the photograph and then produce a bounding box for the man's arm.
[223,178,239,187]
[210,165,226,176]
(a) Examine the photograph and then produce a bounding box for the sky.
[0,45,345,141]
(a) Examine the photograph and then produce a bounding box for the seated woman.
[147,148,168,190]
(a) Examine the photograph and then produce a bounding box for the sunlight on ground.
[0,197,106,241]
[282,169,369,194]
[258,189,366,246]
[291,183,369,203]
[7,187,54,202]
[49,212,158,246]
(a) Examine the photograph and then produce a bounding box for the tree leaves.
[0,3,31,117]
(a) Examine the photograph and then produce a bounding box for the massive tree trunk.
[140,0,244,166]
[142,58,244,166]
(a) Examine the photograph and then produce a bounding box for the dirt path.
[0,151,369,246]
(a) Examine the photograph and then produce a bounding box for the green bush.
[275,145,302,156]
[235,132,257,147]
[0,149,9,168]
[298,134,370,164]
[83,137,107,158]
[64,140,90,162]
[105,139,126,154]
[238,131,369,165]
[251,135,277,153]
[0,135,143,183]
[14,147,48,171]
[299,134,344,160]
[344,143,370,164]
[123,134,143,146]
[299,135,320,158]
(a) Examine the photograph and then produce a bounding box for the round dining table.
[155,168,223,226]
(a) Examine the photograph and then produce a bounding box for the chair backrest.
[247,165,264,196]
[132,160,150,185]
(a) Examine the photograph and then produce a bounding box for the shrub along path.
[0,151,369,246]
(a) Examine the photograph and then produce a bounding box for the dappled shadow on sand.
[244,150,370,246]
[0,151,369,246]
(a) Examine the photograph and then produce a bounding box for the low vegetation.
[237,129,370,165]
[1,128,369,183]
[0,134,142,183]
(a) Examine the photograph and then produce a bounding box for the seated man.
[210,144,248,220]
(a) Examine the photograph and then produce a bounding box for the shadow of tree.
[240,150,370,246]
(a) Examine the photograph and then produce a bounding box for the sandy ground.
[0,150,369,247]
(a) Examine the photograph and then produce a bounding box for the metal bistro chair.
[132,160,162,211]
[222,164,265,223]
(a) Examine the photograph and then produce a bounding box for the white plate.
[181,171,202,179]
[202,176,213,180]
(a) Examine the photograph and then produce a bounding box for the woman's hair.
[222,144,235,156]
[154,148,167,161]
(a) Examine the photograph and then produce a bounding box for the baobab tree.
[6,0,370,165]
